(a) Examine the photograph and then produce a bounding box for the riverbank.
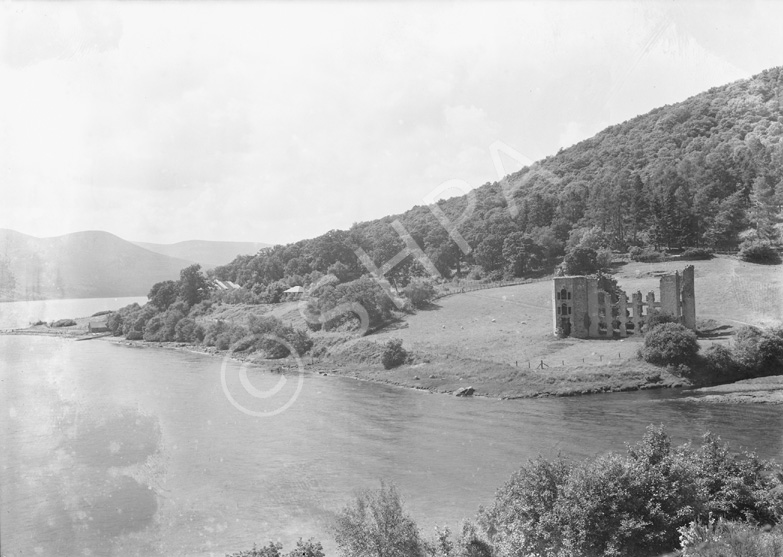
[2,324,687,399]
[6,255,782,400]
[679,376,783,405]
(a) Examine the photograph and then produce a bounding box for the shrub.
[225,539,324,557]
[739,240,781,264]
[402,279,436,308]
[639,322,699,365]
[334,481,427,557]
[126,331,143,341]
[642,312,678,333]
[732,326,783,376]
[681,247,714,260]
[595,247,614,269]
[478,425,783,557]
[174,317,198,343]
[51,318,77,327]
[629,246,666,262]
[91,310,113,317]
[381,339,408,369]
[679,519,783,557]
[143,315,166,341]
[482,269,504,282]
[702,344,741,381]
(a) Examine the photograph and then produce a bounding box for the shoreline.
[3,327,688,400]
[6,323,782,404]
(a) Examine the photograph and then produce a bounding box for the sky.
[2,1,783,246]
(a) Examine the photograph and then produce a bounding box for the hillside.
[0,229,196,301]
[312,256,783,398]
[133,240,269,268]
[213,67,783,293]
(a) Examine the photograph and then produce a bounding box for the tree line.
[212,67,783,298]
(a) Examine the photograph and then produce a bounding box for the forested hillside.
[214,67,783,297]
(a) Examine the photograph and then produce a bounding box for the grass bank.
[4,255,781,400]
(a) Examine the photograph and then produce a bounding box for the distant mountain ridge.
[0,229,198,301]
[133,239,269,268]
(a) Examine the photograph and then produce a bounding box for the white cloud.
[2,1,783,244]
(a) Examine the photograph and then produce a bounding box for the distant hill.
[214,66,783,290]
[133,240,269,268]
[0,229,196,301]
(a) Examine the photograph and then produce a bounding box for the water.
[0,296,148,329]
[2,334,782,557]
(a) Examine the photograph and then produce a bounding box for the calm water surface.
[0,297,147,329]
[2,334,782,557]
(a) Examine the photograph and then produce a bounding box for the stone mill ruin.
[553,266,696,338]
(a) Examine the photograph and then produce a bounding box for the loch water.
[2,331,782,556]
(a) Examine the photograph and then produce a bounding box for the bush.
[629,246,666,262]
[642,312,678,333]
[334,481,427,557]
[640,322,699,365]
[402,279,436,309]
[225,539,324,557]
[702,344,741,381]
[381,339,408,369]
[739,240,781,264]
[174,317,198,343]
[681,247,714,260]
[478,425,783,557]
[126,331,143,341]
[51,318,77,327]
[595,247,614,269]
[732,326,783,376]
[91,310,113,317]
[679,519,783,557]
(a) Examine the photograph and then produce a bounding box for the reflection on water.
[2,335,783,556]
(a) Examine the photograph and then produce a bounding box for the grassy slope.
[323,256,783,397]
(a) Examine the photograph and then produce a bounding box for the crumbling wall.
[552,265,696,338]
[681,265,696,329]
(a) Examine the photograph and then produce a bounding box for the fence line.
[433,276,550,301]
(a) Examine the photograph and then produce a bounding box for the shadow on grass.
[416,301,443,312]
[698,324,734,339]
[607,261,629,272]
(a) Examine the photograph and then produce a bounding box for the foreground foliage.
[478,426,783,557]
[225,539,325,557]
[679,519,783,557]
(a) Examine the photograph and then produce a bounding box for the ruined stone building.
[552,266,695,338]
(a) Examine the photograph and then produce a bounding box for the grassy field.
[323,255,783,398]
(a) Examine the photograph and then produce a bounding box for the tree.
[474,234,505,273]
[402,279,436,308]
[148,280,179,311]
[334,481,426,557]
[748,176,778,242]
[179,264,209,308]
[501,232,543,277]
[560,246,599,275]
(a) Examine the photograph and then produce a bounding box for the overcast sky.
[2,1,783,245]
